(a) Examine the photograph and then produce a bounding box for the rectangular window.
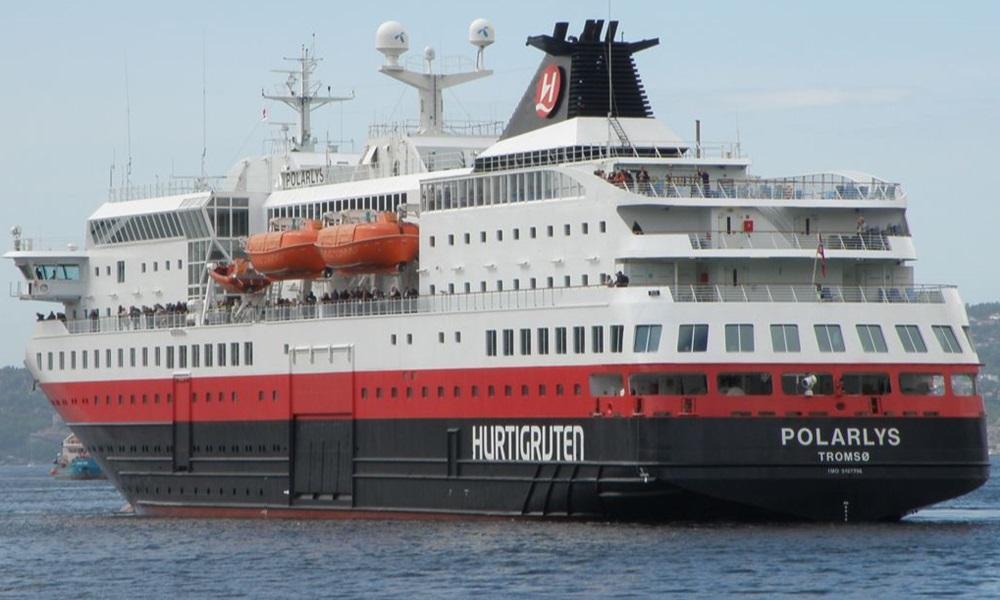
[537,328,549,354]
[519,328,531,355]
[116,260,125,283]
[841,372,891,395]
[899,373,945,396]
[82,351,88,370]
[47,352,53,370]
[153,347,160,367]
[142,347,148,367]
[951,373,977,396]
[70,351,76,370]
[770,324,800,353]
[599,221,606,233]
[117,348,123,368]
[781,373,835,396]
[932,325,962,353]
[610,325,624,353]
[634,324,663,353]
[218,343,227,366]
[718,372,773,395]
[502,329,514,356]
[486,330,497,356]
[204,343,213,367]
[245,342,253,366]
[555,327,568,354]
[725,324,754,352]
[129,347,136,367]
[591,326,604,353]
[573,326,585,354]
[191,344,200,368]
[814,324,846,353]
[629,372,708,395]
[231,342,240,366]
[895,325,927,353]
[856,324,888,353]
[166,346,174,369]
[677,324,708,352]
[178,345,187,368]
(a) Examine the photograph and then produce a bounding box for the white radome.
[375,21,409,66]
[468,18,495,48]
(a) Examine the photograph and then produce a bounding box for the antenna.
[124,52,133,189]
[261,41,354,152]
[201,32,207,180]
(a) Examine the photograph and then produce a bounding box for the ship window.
[485,330,497,356]
[677,324,707,352]
[93,349,99,368]
[725,324,754,352]
[842,373,891,395]
[556,384,564,396]
[429,285,436,295]
[962,326,977,353]
[116,260,125,283]
[537,328,549,355]
[547,225,554,237]
[217,343,227,366]
[406,334,413,345]
[191,345,199,368]
[420,386,428,398]
[455,331,462,343]
[448,283,455,294]
[204,344,213,367]
[519,328,531,355]
[814,324,846,353]
[480,231,486,243]
[117,348,124,368]
[142,263,147,273]
[502,329,514,356]
[464,232,470,244]
[448,234,454,246]
[564,224,571,236]
[538,384,547,396]
[179,345,188,368]
[610,325,624,353]
[564,275,571,288]
[899,373,945,396]
[231,343,240,366]
[630,373,707,396]
[573,326,585,354]
[429,236,435,247]
[634,325,662,353]
[165,346,174,369]
[513,228,520,240]
[555,327,568,354]
[142,347,148,367]
[951,373,977,396]
[106,349,112,368]
[496,280,503,291]
[106,266,111,276]
[375,388,382,399]
[70,351,76,370]
[520,384,529,396]
[592,326,604,353]
[718,372,772,396]
[155,261,160,271]
[94,266,99,277]
[599,221,606,233]
[781,373,834,395]
[547,277,554,288]
[530,278,537,289]
[856,324,888,353]
[513,279,520,290]
[471,385,479,398]
[391,334,397,346]
[480,281,486,292]
[129,347,136,367]
[391,387,398,398]
[581,274,589,286]
[244,342,253,365]
[438,332,445,344]
[36,352,42,370]
[496,229,503,241]
[770,325,800,352]
[932,325,962,353]
[530,227,537,239]
[436,386,445,398]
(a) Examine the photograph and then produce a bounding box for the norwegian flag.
[817,234,827,277]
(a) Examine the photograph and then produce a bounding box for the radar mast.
[262,42,354,152]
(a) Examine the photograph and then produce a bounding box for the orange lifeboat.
[315,211,419,274]
[208,259,272,294]
[245,219,326,280]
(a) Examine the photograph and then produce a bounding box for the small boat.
[208,258,272,294]
[245,218,326,280]
[50,434,104,480]
[316,211,419,273]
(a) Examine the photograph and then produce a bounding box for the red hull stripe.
[44,363,984,424]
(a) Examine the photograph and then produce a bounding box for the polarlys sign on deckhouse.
[534,64,562,117]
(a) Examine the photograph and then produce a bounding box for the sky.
[1,1,998,366]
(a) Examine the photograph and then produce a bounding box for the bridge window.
[718,372,772,396]
[814,324,845,353]
[932,325,962,353]
[899,373,944,396]
[770,325,800,352]
[634,324,662,353]
[781,373,834,395]
[841,372,891,395]
[725,324,754,352]
[630,372,707,396]
[951,374,977,396]
[856,324,888,353]
[677,324,707,352]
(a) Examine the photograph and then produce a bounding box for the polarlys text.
[780,427,901,447]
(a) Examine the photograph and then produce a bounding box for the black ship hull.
[73,415,989,522]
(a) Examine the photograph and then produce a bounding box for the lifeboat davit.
[208,259,272,294]
[316,212,419,274]
[245,220,326,280]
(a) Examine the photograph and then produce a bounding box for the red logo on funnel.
[534,64,562,118]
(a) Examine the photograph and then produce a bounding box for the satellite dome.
[376,21,409,67]
[468,18,495,48]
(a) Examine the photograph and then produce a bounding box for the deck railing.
[687,230,899,252]
[58,283,953,335]
[611,175,902,202]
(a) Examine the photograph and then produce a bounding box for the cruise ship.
[6,18,988,521]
